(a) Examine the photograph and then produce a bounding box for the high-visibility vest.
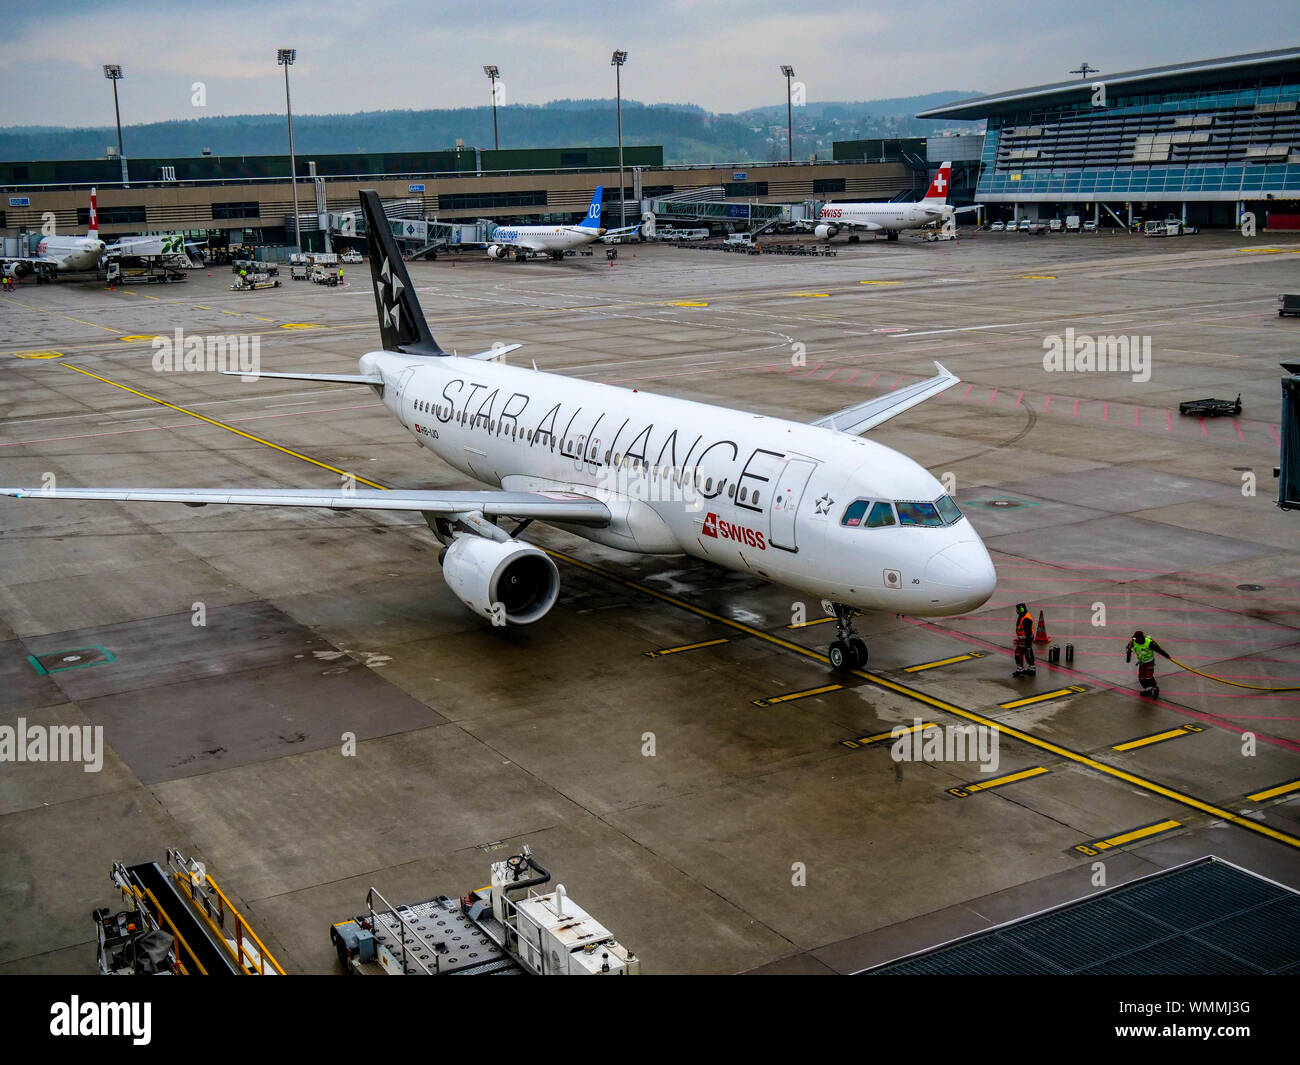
[1014,613,1034,642]
[1132,636,1155,663]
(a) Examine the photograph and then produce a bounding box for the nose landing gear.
[827,603,868,671]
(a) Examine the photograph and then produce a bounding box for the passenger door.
[768,459,817,551]
[395,367,418,429]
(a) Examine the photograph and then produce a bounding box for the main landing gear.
[827,603,868,671]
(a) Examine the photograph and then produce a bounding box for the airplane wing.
[490,237,543,252]
[0,486,611,525]
[811,362,959,435]
[2,256,60,266]
[800,217,882,232]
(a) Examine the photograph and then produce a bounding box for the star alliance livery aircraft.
[2,190,996,670]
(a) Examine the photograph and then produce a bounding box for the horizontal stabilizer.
[463,343,523,362]
[219,370,383,384]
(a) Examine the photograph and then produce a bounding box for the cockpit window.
[895,501,944,527]
[935,495,963,525]
[841,499,869,527]
[866,502,895,528]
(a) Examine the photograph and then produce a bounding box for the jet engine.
[486,244,505,259]
[440,534,560,625]
[3,262,31,279]
[814,223,837,240]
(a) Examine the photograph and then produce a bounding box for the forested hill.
[0,93,978,164]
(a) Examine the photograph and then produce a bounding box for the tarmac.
[1,226,1298,974]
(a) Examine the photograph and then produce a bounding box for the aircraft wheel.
[849,638,868,668]
[847,234,861,244]
[829,640,850,671]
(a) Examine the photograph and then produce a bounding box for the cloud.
[0,0,1293,127]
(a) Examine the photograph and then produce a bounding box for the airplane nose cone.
[924,538,996,613]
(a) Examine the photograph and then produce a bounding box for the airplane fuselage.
[362,350,996,616]
[817,202,949,235]
[36,235,107,271]
[489,225,603,254]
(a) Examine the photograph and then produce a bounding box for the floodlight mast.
[277,49,301,252]
[612,50,628,227]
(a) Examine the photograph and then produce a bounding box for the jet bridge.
[325,203,490,254]
[643,194,818,237]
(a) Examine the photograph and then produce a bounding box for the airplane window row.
[840,497,963,529]
[407,406,760,505]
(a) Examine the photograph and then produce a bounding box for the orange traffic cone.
[1034,610,1051,644]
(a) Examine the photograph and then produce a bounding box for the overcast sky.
[1,0,1294,126]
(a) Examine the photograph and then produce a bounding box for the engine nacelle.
[3,261,31,279]
[441,535,560,625]
[486,244,505,259]
[814,223,837,240]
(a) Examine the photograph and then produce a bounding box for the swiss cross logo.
[932,170,948,193]
[700,512,765,550]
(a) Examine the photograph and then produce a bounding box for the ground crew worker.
[1013,603,1036,677]
[1126,630,1170,698]
[337,267,344,284]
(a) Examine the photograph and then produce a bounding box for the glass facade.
[976,79,1300,201]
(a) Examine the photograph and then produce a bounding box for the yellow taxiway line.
[644,637,730,658]
[948,765,1050,798]
[1112,724,1204,752]
[904,651,986,673]
[1245,778,1300,803]
[59,363,387,490]
[1073,819,1182,857]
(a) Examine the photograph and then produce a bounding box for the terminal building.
[918,46,1300,229]
[0,143,917,252]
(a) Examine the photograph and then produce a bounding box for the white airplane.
[2,189,106,280]
[809,162,977,242]
[1,190,996,671]
[485,186,631,260]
